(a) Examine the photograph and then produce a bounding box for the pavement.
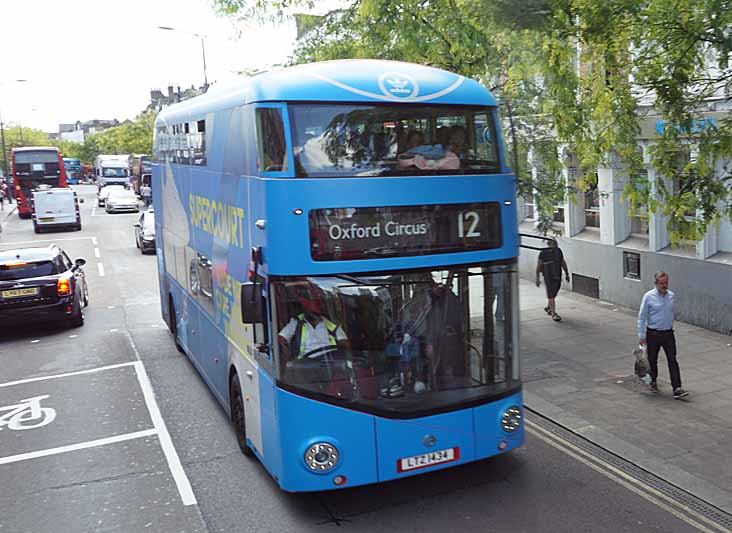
[0,202,17,232]
[521,276,732,515]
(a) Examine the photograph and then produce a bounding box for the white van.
[31,187,82,233]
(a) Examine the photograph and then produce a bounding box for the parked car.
[0,244,88,328]
[105,189,139,213]
[97,185,124,207]
[134,209,156,254]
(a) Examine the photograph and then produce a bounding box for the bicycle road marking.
[0,395,56,431]
[0,362,136,388]
[0,359,197,507]
[0,429,157,466]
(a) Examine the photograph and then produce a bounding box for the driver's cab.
[272,280,360,397]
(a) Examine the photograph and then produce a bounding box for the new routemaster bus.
[12,147,68,219]
[153,60,523,492]
[63,157,83,184]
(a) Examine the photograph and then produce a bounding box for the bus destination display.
[309,202,502,261]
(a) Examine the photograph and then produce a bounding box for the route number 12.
[457,211,481,238]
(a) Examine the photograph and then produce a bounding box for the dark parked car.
[134,209,156,254]
[0,245,88,328]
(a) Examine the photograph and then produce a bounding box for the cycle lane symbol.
[0,395,56,431]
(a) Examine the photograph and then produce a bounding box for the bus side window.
[256,108,288,172]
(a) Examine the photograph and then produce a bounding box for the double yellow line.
[526,418,731,533]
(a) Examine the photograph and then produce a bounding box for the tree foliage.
[0,125,52,175]
[215,0,732,240]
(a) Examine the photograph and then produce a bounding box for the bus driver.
[278,292,349,359]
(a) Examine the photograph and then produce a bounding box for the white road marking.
[97,262,105,277]
[0,395,56,431]
[94,248,100,258]
[526,420,727,533]
[1,237,98,245]
[132,360,197,506]
[30,340,40,344]
[0,362,136,388]
[91,207,96,217]
[0,429,157,466]
[109,328,119,333]
[69,335,78,338]
[107,306,116,309]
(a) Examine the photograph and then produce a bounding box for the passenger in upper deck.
[447,125,470,160]
[403,130,425,152]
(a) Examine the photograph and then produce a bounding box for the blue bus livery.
[63,157,82,184]
[153,59,523,492]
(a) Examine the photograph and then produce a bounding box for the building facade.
[518,100,732,335]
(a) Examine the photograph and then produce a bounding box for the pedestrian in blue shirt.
[637,271,688,399]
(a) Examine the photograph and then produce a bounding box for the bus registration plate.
[397,447,460,473]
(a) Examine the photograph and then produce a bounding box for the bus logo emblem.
[423,434,437,448]
[379,72,418,99]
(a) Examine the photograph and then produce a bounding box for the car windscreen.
[100,186,123,197]
[108,191,136,201]
[0,260,57,281]
[289,104,501,177]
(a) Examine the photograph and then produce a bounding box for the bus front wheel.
[230,375,254,457]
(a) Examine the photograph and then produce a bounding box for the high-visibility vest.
[294,313,338,358]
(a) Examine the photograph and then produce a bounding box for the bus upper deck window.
[256,108,288,172]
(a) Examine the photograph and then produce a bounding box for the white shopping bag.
[633,344,652,384]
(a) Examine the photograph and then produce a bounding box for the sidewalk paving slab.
[521,278,732,514]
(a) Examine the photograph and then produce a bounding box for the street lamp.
[0,79,28,187]
[157,26,209,91]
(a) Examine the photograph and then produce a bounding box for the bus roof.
[157,59,498,124]
[12,146,59,154]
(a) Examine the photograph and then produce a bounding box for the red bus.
[11,147,68,219]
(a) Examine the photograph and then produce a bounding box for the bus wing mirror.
[241,282,263,324]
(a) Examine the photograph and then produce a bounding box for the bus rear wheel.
[230,375,254,457]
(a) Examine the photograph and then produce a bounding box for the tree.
[214,0,732,241]
[0,124,52,173]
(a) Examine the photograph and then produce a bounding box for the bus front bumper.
[275,388,524,492]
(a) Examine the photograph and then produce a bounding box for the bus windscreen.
[274,264,519,416]
[15,152,59,164]
[289,104,500,178]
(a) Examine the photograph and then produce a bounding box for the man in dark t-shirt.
[536,239,570,321]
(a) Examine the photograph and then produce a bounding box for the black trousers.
[646,329,682,389]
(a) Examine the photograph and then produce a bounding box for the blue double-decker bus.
[153,59,523,492]
[63,157,83,184]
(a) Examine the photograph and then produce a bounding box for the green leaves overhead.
[215,0,732,241]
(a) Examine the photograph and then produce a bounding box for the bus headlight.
[501,406,522,433]
[304,442,339,473]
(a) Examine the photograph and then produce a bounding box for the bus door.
[239,274,269,455]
